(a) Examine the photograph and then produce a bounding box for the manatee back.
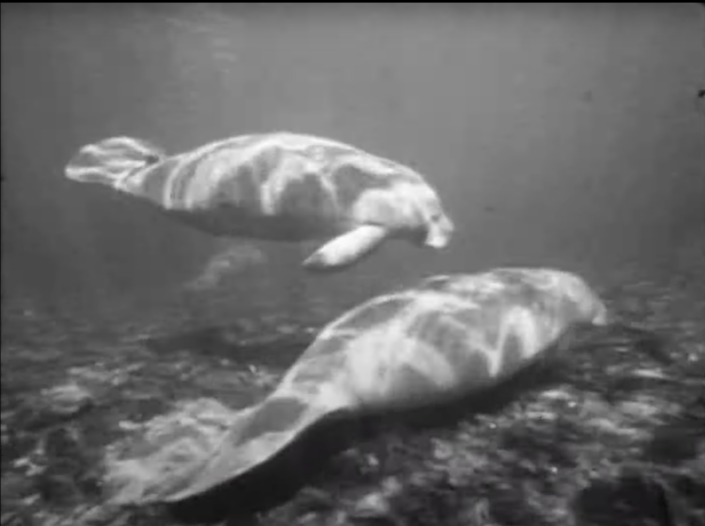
[420,268,608,327]
[304,268,609,410]
[252,133,432,233]
[170,132,436,238]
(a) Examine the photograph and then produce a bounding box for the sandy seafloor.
[1,249,704,526]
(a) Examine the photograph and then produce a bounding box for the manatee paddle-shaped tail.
[65,137,166,189]
[133,395,347,505]
[64,132,454,273]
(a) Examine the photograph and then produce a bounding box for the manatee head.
[347,176,454,253]
[552,271,610,327]
[406,183,454,250]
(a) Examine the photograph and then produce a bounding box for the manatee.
[108,267,652,506]
[64,132,454,272]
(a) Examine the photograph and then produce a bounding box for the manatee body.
[64,132,454,272]
[112,267,611,505]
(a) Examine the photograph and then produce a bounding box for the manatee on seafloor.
[105,267,662,506]
[64,132,454,272]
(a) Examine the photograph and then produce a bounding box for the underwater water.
[1,4,704,526]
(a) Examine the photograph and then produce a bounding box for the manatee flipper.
[302,224,390,272]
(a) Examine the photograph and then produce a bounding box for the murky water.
[2,3,703,320]
[1,4,704,525]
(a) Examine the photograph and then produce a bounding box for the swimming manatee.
[65,132,454,272]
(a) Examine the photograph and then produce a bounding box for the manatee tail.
[65,136,166,187]
[154,394,345,504]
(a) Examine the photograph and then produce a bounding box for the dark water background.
[2,3,704,328]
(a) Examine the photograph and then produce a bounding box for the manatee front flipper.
[302,225,389,272]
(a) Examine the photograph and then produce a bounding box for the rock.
[348,477,403,524]
[39,382,94,421]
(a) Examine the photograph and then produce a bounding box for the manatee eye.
[428,210,442,222]
[145,152,162,164]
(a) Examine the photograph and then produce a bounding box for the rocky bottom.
[1,261,704,526]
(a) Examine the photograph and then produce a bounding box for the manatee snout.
[424,212,454,249]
